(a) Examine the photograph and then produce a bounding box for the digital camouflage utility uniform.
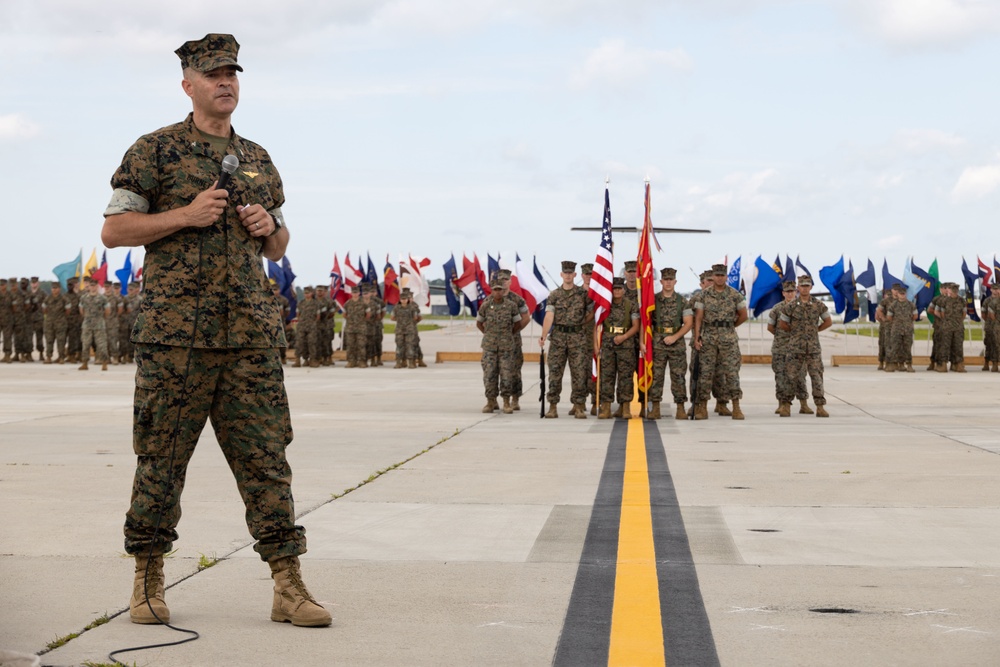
[0,282,13,359]
[107,111,303,562]
[43,289,70,361]
[393,301,421,364]
[934,293,965,366]
[545,285,591,406]
[343,295,370,367]
[599,298,638,404]
[506,290,529,398]
[694,286,745,403]
[79,291,110,364]
[768,299,806,402]
[780,297,829,405]
[886,297,916,366]
[650,291,690,406]
[478,296,520,400]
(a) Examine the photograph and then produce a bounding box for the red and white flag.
[588,188,614,326]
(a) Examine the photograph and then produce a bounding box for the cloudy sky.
[3,0,1000,292]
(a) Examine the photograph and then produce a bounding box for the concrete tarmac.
[1,324,999,666]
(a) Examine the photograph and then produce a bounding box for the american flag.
[587,188,614,325]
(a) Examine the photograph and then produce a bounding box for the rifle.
[539,349,546,418]
[688,347,700,420]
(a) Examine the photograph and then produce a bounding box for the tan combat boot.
[44,356,52,364]
[905,363,915,373]
[993,361,999,373]
[612,404,623,419]
[417,359,428,367]
[952,362,966,373]
[1,352,10,363]
[502,397,513,414]
[731,399,745,420]
[78,360,88,371]
[816,405,829,418]
[511,396,520,411]
[394,359,405,368]
[573,403,587,419]
[884,363,896,373]
[675,403,687,420]
[292,358,302,368]
[375,355,383,367]
[130,555,170,624]
[694,402,708,420]
[598,402,611,419]
[715,401,731,416]
[101,361,108,371]
[935,362,948,373]
[482,398,498,413]
[983,361,990,371]
[621,402,632,419]
[648,402,661,420]
[774,402,782,415]
[778,402,791,417]
[269,556,332,627]
[877,361,884,370]
[408,360,417,368]
[926,360,935,371]
[799,399,814,415]
[545,402,559,418]
[309,359,320,368]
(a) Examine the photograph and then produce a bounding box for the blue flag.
[819,256,847,313]
[783,256,795,283]
[748,255,783,317]
[365,254,381,298]
[905,258,935,316]
[795,255,811,278]
[442,254,461,317]
[727,257,741,291]
[961,257,981,322]
[487,254,500,282]
[836,259,859,323]
[532,256,548,325]
[855,259,878,321]
[114,251,133,295]
[281,257,297,321]
[52,251,82,291]
[881,260,903,293]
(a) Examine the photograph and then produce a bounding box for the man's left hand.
[237,203,273,237]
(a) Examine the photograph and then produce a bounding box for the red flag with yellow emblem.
[636,181,658,394]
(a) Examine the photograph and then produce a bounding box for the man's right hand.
[186,183,230,227]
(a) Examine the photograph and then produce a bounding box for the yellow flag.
[84,248,98,278]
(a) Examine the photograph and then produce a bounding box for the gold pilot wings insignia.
[242,171,259,179]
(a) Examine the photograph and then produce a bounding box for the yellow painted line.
[608,412,665,666]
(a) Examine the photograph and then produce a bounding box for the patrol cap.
[400,288,413,297]
[20,277,29,284]
[624,260,637,272]
[612,277,626,288]
[303,285,314,293]
[30,276,38,282]
[711,263,727,276]
[699,270,712,281]
[490,278,504,289]
[892,282,906,292]
[782,280,796,292]
[561,261,577,273]
[497,269,512,279]
[580,263,594,275]
[660,267,676,280]
[0,279,6,285]
[175,34,243,72]
[797,275,813,286]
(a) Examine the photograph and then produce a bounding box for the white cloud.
[951,164,1000,200]
[844,0,1000,49]
[0,114,40,141]
[877,235,904,249]
[893,128,966,154]
[570,39,693,90]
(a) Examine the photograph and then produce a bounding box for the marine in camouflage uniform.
[316,285,335,366]
[27,277,46,358]
[926,289,946,371]
[295,287,320,367]
[103,282,123,365]
[874,290,891,370]
[272,283,290,364]
[498,269,531,410]
[65,278,83,363]
[366,292,386,366]
[102,34,328,628]
[777,275,832,417]
[649,268,692,420]
[391,288,421,368]
[477,281,520,413]
[78,278,110,370]
[931,282,966,372]
[983,291,1000,372]
[539,261,593,418]
[0,279,13,363]
[884,284,916,372]
[121,283,142,363]
[692,264,748,420]
[580,263,598,415]
[768,282,809,414]
[596,277,639,419]
[343,287,370,368]
[11,278,32,361]
[42,281,70,363]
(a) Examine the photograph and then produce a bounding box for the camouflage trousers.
[511,342,524,398]
[933,326,964,364]
[124,344,304,562]
[887,328,913,364]
[695,332,742,402]
[649,340,688,404]
[878,325,888,363]
[482,346,517,399]
[14,315,31,355]
[546,331,589,405]
[395,330,418,362]
[599,343,636,404]
[44,321,67,359]
[344,329,368,366]
[296,324,317,362]
[320,322,334,358]
[782,352,825,404]
[31,314,44,352]
[0,318,12,354]
[366,325,383,359]
[67,319,82,357]
[81,321,108,363]
[985,323,999,362]
[772,344,806,401]
[105,318,120,361]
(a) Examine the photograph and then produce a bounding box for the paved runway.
[1,326,999,666]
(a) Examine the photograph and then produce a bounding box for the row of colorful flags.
[51,248,137,295]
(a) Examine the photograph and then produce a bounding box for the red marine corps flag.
[636,180,659,395]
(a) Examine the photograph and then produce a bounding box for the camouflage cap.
[711,263,727,276]
[400,288,413,297]
[580,263,594,275]
[660,267,676,280]
[315,284,327,291]
[782,280,796,291]
[624,260,637,272]
[561,261,577,272]
[699,270,712,281]
[0,279,6,285]
[175,34,244,73]
[497,269,512,279]
[612,277,626,288]
[797,275,813,286]
[303,285,314,293]
[490,277,504,289]
[892,283,906,292]
[20,277,29,284]
[30,276,38,282]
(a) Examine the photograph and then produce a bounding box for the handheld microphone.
[216,154,239,192]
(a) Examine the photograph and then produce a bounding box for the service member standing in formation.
[272,282,290,365]
[778,275,832,417]
[315,284,334,367]
[0,279,14,363]
[580,263,598,415]
[984,288,1000,372]
[478,279,521,414]
[295,286,320,368]
[930,282,966,372]
[103,282,123,365]
[101,33,330,627]
[692,264,748,420]
[649,267,692,420]
[874,288,891,371]
[768,281,810,414]
[65,277,83,364]
[27,277,45,360]
[884,283,916,372]
[78,278,110,371]
[343,286,371,368]
[539,261,593,419]
[498,269,531,411]
[391,288,422,368]
[366,289,386,367]
[42,281,70,364]
[596,277,640,419]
